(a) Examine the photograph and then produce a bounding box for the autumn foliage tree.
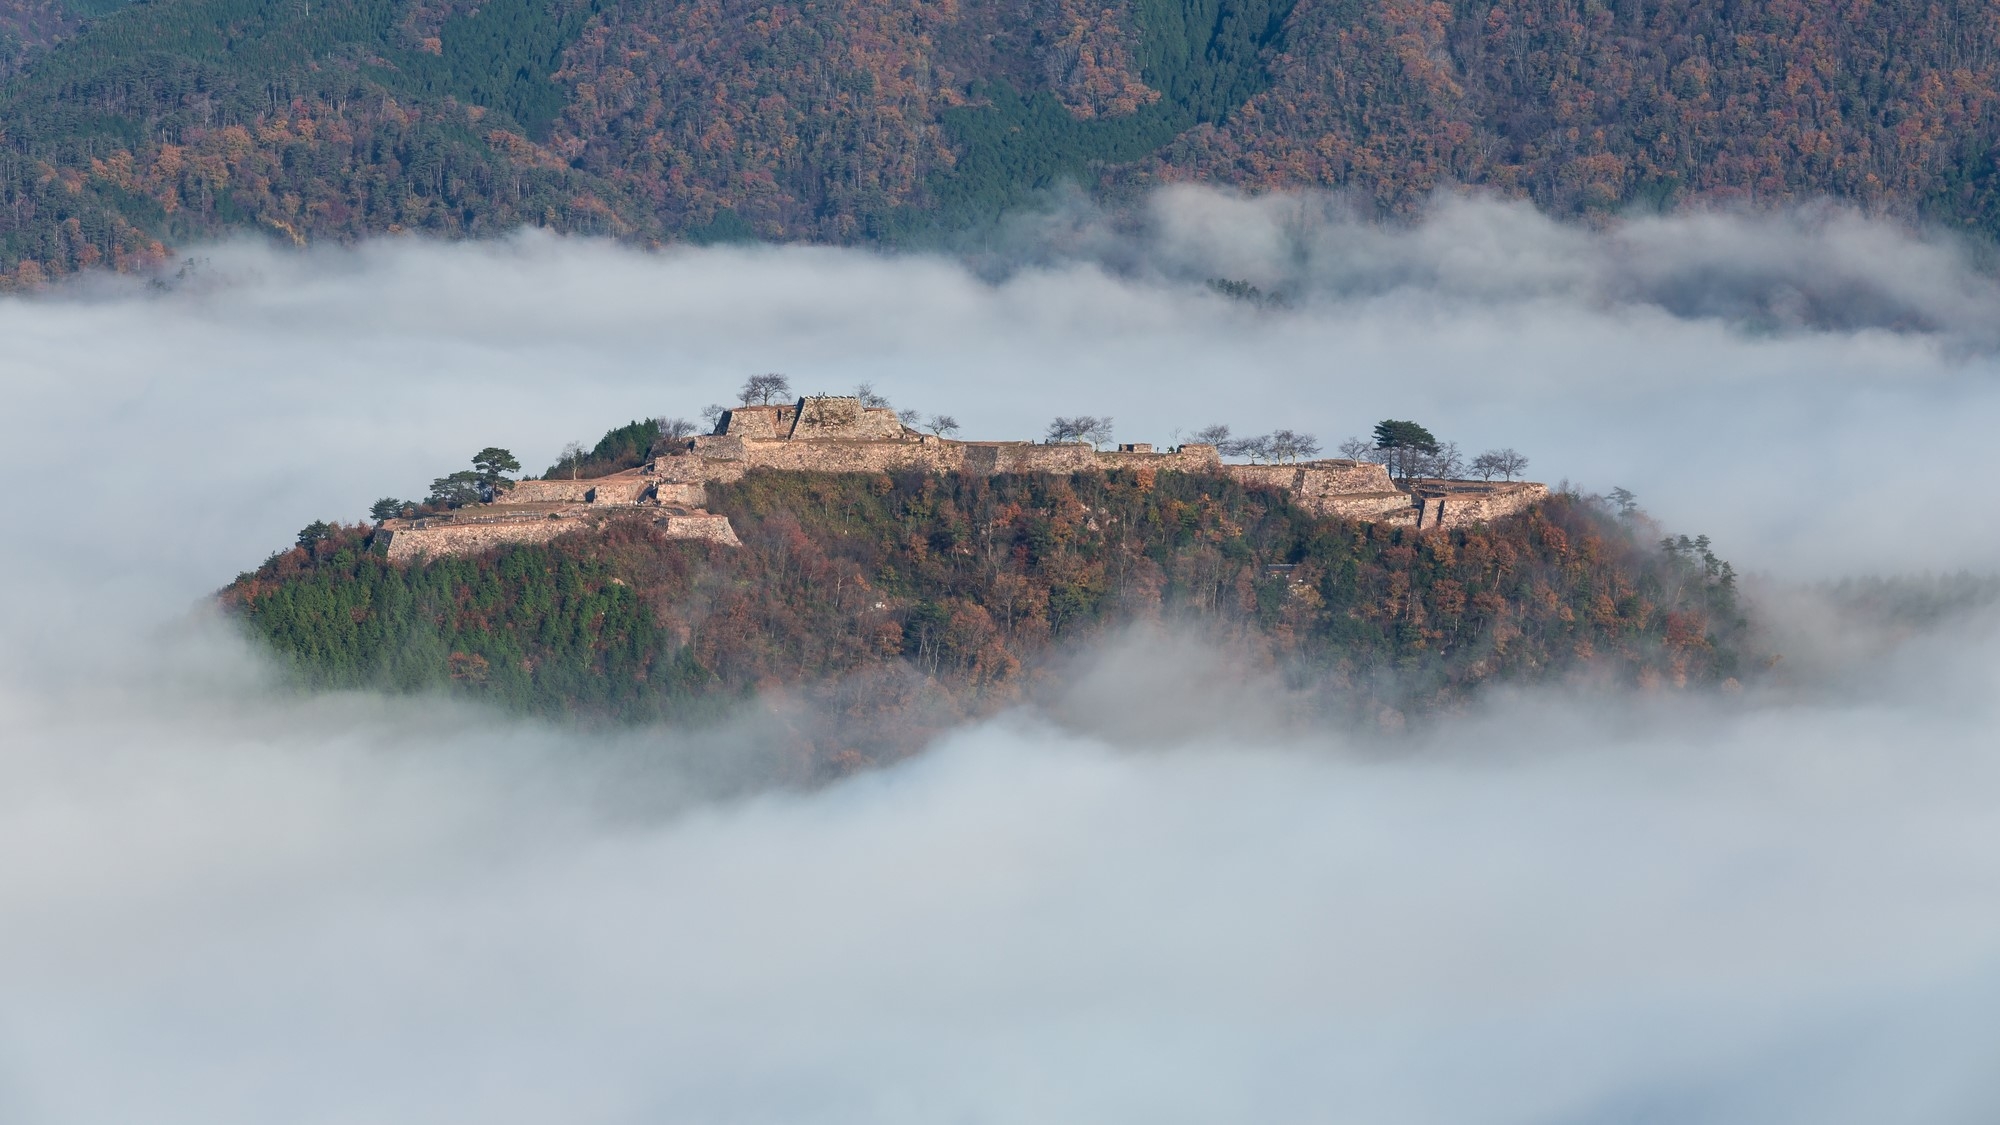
[226,464,1749,771]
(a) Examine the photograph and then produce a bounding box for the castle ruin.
[377,395,1546,559]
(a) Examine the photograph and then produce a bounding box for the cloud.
[4,190,2000,1122]
[4,606,2000,1123]
[7,190,2000,584]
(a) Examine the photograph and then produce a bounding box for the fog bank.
[4,189,2000,589]
[4,608,2000,1123]
[5,190,2000,1122]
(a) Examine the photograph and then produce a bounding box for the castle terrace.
[377,395,1546,559]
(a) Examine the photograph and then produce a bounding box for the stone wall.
[1223,459,1395,496]
[583,477,652,504]
[958,441,1097,475]
[673,434,1225,483]
[716,404,793,440]
[655,482,707,507]
[718,396,906,443]
[791,396,906,440]
[502,476,656,505]
[1092,443,1223,472]
[380,515,579,561]
[660,513,743,546]
[505,480,598,504]
[645,420,1552,537]
[380,507,741,561]
[1411,482,1549,530]
[1223,460,1408,521]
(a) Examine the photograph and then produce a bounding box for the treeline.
[223,467,1747,772]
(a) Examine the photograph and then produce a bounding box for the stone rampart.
[718,397,906,442]
[655,482,706,506]
[381,515,578,561]
[380,504,742,561]
[504,480,597,504]
[505,477,653,504]
[958,442,1097,475]
[645,408,1553,536]
[1223,460,1404,518]
[660,513,743,547]
[1224,459,1395,497]
[791,396,906,440]
[1411,482,1549,530]
[716,404,793,440]
[1092,443,1224,472]
[582,477,651,504]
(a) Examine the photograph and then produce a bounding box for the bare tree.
[700,404,726,431]
[558,440,586,480]
[1420,441,1465,480]
[1082,416,1114,449]
[899,408,923,427]
[926,414,961,437]
[1472,448,1529,481]
[855,382,891,408]
[1337,436,1378,462]
[1267,429,1321,462]
[1237,433,1275,462]
[739,372,793,405]
[656,417,698,441]
[1190,424,1232,447]
[1045,417,1087,443]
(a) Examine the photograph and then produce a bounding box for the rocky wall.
[583,478,651,504]
[958,442,1098,475]
[504,480,597,504]
[1318,492,1421,522]
[1224,460,1396,497]
[381,508,743,560]
[1413,483,1550,530]
[1093,443,1224,472]
[791,397,906,440]
[380,516,577,561]
[660,513,743,547]
[716,405,791,440]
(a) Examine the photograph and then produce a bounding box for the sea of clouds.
[4,189,2000,1123]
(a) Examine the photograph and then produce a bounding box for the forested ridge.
[9,0,2000,283]
[223,468,1746,772]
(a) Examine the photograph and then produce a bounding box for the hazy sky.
[3,190,2000,1123]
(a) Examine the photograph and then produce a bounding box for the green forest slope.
[222,467,1746,773]
[9,0,2000,282]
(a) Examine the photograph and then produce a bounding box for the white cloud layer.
[4,190,2000,1122]
[5,611,2000,1124]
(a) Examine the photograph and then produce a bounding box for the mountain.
[220,461,1746,772]
[7,0,2000,283]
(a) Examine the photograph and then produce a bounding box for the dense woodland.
[223,467,1746,773]
[6,0,2000,281]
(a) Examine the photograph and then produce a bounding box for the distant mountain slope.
[5,0,2000,283]
[1,0,76,78]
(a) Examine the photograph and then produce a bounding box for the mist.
[5,190,2000,1121]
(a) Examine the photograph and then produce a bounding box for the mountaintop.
[220,407,1747,770]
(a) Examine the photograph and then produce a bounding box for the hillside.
[8,0,2000,283]
[221,466,1746,773]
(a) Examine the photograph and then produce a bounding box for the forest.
[222,466,1747,774]
[7,0,2000,281]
